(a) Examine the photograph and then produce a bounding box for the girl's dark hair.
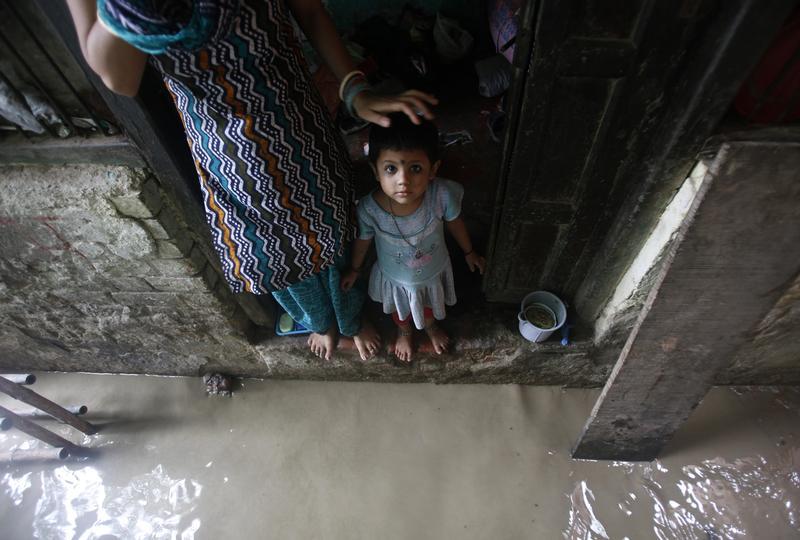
[368,113,439,165]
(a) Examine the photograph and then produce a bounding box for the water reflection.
[2,471,31,506]
[566,480,609,539]
[563,450,800,540]
[4,464,203,539]
[3,448,798,539]
[1,383,797,539]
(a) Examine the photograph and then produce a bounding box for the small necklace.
[388,198,425,259]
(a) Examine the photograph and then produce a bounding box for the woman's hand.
[465,252,486,274]
[340,269,360,291]
[352,90,439,127]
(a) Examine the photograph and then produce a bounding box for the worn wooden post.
[573,141,800,461]
[0,406,76,451]
[0,376,96,435]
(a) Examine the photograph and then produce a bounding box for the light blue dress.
[357,179,463,329]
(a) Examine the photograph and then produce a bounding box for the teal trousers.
[271,251,364,336]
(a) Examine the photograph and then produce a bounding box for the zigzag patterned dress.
[98,0,355,295]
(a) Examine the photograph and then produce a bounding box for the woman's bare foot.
[424,320,449,355]
[352,319,381,361]
[307,327,338,361]
[394,325,414,363]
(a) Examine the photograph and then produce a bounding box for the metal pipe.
[13,405,88,419]
[73,404,89,416]
[1,373,36,385]
[0,376,96,435]
[0,447,70,463]
[0,405,78,450]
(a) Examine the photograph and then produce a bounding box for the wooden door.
[484,0,722,303]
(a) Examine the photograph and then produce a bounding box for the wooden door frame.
[485,0,797,321]
[573,0,798,322]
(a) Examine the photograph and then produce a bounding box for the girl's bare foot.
[307,327,338,361]
[352,319,381,361]
[394,325,414,363]
[424,321,449,355]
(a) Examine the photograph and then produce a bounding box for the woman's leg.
[320,251,380,360]
[272,274,338,360]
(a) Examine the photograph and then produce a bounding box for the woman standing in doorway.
[65,0,437,360]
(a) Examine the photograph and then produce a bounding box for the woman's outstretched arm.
[285,0,438,126]
[65,0,148,96]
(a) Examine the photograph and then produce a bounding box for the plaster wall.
[0,164,261,376]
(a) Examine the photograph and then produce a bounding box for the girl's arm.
[285,0,438,126]
[65,0,148,96]
[340,237,373,290]
[445,217,486,274]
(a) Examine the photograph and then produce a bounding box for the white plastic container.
[518,291,567,343]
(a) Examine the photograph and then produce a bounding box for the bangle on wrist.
[463,249,474,257]
[338,70,365,100]
[343,81,371,117]
[351,266,362,274]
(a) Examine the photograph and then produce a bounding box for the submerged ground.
[1,374,798,539]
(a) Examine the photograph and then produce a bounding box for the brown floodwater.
[1,374,798,539]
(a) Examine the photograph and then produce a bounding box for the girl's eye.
[410,165,422,174]
[384,165,397,174]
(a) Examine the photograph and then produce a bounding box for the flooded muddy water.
[1,375,798,539]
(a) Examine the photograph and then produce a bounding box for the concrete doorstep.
[248,302,607,386]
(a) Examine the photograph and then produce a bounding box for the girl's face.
[373,148,440,208]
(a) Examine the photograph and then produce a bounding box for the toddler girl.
[341,113,486,361]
